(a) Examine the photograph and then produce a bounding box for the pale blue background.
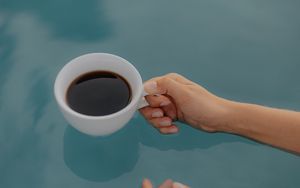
[0,0,300,187]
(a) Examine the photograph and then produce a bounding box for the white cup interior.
[54,53,143,118]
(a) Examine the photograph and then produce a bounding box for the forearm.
[223,101,300,153]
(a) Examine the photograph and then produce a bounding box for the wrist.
[217,99,246,134]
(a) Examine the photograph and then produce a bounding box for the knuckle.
[161,77,172,84]
[140,108,153,117]
[166,72,179,78]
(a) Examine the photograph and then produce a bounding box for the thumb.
[144,77,182,99]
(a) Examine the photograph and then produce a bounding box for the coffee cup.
[54,53,148,136]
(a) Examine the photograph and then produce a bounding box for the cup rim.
[54,53,143,120]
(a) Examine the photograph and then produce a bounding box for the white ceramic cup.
[54,53,148,136]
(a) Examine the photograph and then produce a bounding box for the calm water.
[0,0,300,187]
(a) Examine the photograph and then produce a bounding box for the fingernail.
[168,126,178,133]
[173,182,188,188]
[159,120,171,126]
[160,101,171,106]
[144,81,157,93]
[152,111,163,118]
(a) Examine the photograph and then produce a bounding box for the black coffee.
[66,71,131,116]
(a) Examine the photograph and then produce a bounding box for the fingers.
[145,95,172,107]
[142,73,189,134]
[142,179,153,188]
[139,107,179,134]
[144,95,177,120]
[161,102,177,120]
[173,182,190,188]
[144,73,194,96]
[164,73,194,85]
[141,95,177,120]
[149,116,178,134]
[144,77,182,98]
[142,178,189,188]
[158,179,173,188]
[149,116,172,127]
[159,125,178,134]
[139,107,164,119]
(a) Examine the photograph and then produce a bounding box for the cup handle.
[137,90,149,109]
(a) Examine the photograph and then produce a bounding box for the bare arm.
[139,73,300,154]
[224,102,300,153]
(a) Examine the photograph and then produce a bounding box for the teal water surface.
[1,0,300,187]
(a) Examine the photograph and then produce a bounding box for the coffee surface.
[66,71,131,116]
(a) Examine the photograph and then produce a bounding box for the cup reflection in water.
[54,53,148,136]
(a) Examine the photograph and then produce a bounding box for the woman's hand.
[139,73,232,134]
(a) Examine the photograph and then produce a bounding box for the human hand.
[139,73,232,134]
[142,178,189,188]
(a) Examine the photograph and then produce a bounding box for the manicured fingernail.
[144,81,157,93]
[169,126,178,133]
[160,101,171,106]
[159,120,171,126]
[152,111,163,118]
[173,182,188,188]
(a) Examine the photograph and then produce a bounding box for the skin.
[139,73,300,187]
[141,179,189,188]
